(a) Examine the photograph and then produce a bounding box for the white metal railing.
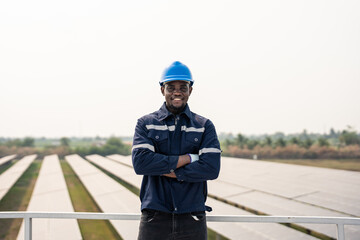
[1,212,360,240]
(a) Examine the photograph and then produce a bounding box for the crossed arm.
[162,154,191,178]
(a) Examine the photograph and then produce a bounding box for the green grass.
[261,159,360,171]
[208,228,229,240]
[60,160,122,240]
[0,160,41,240]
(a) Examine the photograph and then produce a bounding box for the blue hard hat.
[160,61,194,86]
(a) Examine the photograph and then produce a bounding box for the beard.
[167,102,186,115]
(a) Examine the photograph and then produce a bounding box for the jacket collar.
[158,102,192,121]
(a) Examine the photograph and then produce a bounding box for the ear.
[161,86,165,96]
[189,86,193,96]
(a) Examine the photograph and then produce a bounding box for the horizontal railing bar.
[207,215,360,225]
[0,212,359,225]
[0,212,140,221]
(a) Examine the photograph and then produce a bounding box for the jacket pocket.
[141,209,158,223]
[148,130,168,153]
[185,132,203,153]
[190,211,206,222]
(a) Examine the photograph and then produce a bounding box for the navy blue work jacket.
[132,103,221,214]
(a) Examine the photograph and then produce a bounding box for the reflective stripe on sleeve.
[132,144,155,152]
[199,148,222,155]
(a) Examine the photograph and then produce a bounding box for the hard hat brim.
[160,78,193,86]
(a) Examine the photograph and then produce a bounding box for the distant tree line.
[2,127,360,160]
[72,137,131,157]
[0,137,36,147]
[0,137,131,158]
[221,127,360,159]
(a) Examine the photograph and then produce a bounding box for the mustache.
[168,104,185,113]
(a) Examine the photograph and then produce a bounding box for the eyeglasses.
[164,84,189,93]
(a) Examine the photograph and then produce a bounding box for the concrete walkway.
[0,154,37,201]
[16,155,82,240]
[65,154,140,240]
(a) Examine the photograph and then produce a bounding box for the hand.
[176,154,191,168]
[163,172,177,178]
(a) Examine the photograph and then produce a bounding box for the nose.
[172,88,182,94]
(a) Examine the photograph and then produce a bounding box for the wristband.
[187,154,199,163]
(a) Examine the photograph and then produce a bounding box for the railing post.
[336,223,345,240]
[25,216,32,240]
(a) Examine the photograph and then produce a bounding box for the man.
[132,61,221,240]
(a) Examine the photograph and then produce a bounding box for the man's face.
[161,80,192,114]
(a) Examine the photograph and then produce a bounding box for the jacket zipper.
[170,115,179,214]
[174,115,179,126]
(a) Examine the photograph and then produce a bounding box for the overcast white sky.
[1,0,359,138]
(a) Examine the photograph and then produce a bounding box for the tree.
[302,138,314,149]
[274,138,286,147]
[273,132,285,140]
[246,139,259,150]
[317,137,329,147]
[222,139,232,147]
[299,129,308,141]
[60,137,70,147]
[329,128,338,138]
[264,136,273,147]
[22,137,35,147]
[103,137,130,155]
[339,127,360,145]
[106,137,125,147]
[5,139,22,147]
[289,137,300,145]
[235,134,248,148]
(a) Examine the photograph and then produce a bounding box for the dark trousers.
[138,209,207,240]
